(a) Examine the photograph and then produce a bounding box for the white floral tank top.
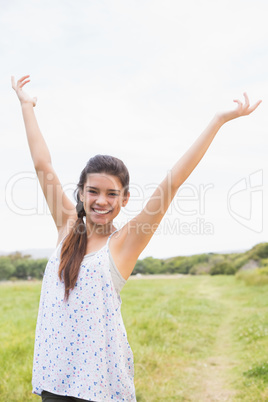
[32,234,136,401]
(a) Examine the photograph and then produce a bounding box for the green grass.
[0,282,40,401]
[1,277,268,401]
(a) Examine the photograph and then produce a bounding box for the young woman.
[12,75,261,402]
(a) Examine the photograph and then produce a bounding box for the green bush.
[236,269,268,286]
[260,259,268,269]
[132,257,165,275]
[0,254,47,281]
[210,261,236,275]
[189,263,211,275]
[259,267,268,276]
[248,243,268,260]
[232,255,250,271]
[0,257,16,280]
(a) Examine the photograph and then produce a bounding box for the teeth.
[93,209,110,215]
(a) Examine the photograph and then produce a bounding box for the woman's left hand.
[218,92,262,124]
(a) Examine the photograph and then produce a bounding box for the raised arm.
[112,93,262,279]
[12,76,76,242]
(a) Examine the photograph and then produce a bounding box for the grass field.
[0,276,268,401]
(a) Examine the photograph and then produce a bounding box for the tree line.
[0,252,47,281]
[0,243,268,281]
[132,242,268,275]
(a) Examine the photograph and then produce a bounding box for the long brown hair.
[58,155,129,300]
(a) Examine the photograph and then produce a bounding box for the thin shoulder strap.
[107,230,118,246]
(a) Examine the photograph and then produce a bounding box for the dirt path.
[199,309,238,401]
[192,278,238,401]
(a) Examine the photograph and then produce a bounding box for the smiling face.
[80,173,129,229]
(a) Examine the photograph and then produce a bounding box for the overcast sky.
[1,0,267,258]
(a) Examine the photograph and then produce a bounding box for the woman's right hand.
[11,75,37,107]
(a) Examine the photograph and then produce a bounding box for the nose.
[96,193,108,206]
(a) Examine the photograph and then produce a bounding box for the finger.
[33,97,37,106]
[18,75,30,83]
[233,99,242,108]
[247,100,262,114]
[11,76,16,89]
[243,92,249,108]
[20,79,30,88]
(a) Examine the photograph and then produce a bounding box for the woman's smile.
[91,208,112,215]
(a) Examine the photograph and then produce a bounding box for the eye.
[88,189,97,194]
[109,192,119,196]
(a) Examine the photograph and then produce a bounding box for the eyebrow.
[85,186,121,193]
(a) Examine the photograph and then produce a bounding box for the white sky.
[1,0,267,258]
